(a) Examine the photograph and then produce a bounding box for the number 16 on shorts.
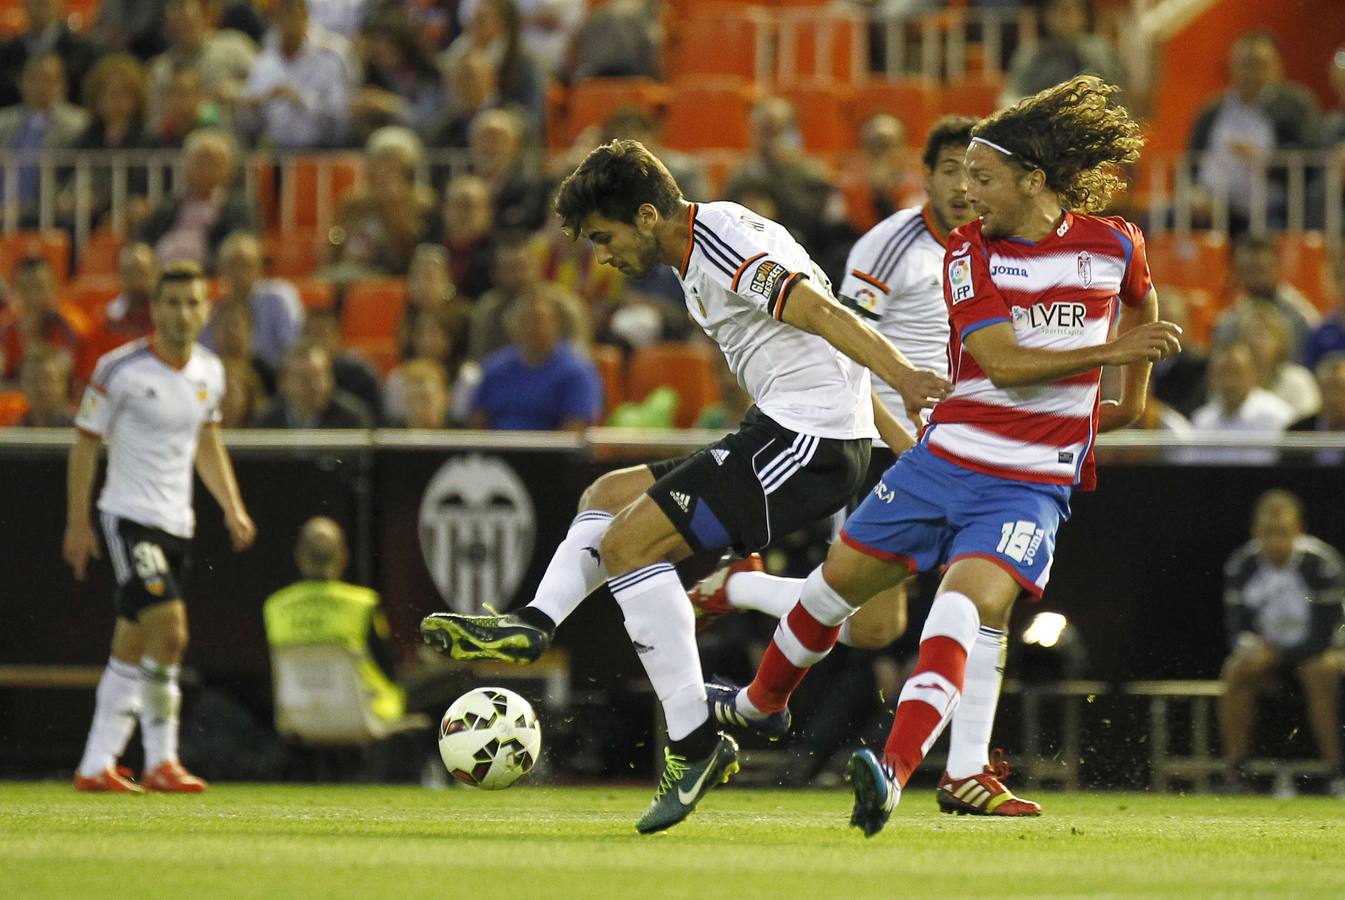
[996,520,1045,565]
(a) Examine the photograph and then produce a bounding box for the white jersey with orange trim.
[75,338,225,538]
[837,205,950,440]
[928,211,1152,490]
[676,201,874,439]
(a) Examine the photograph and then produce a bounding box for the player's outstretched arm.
[780,279,950,419]
[964,317,1181,389]
[194,424,256,551]
[64,431,102,581]
[1099,289,1160,432]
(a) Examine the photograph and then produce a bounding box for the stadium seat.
[277,154,362,231]
[664,79,760,152]
[561,77,669,147]
[1145,232,1230,296]
[778,84,853,154]
[0,230,71,284]
[342,279,406,342]
[778,9,863,87]
[589,343,625,416]
[265,230,325,280]
[627,342,720,428]
[0,390,27,426]
[293,279,336,311]
[252,159,278,230]
[850,79,937,147]
[76,231,122,278]
[664,7,763,82]
[937,77,1004,118]
[1277,231,1330,313]
[64,275,120,318]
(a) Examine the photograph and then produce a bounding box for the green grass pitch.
[3,783,1342,898]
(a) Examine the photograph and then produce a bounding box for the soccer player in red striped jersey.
[724,76,1183,834]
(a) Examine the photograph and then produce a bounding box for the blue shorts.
[840,443,1072,598]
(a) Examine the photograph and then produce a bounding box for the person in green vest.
[263,517,406,722]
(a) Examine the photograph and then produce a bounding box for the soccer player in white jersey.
[686,116,1040,815]
[722,77,1184,836]
[421,139,949,833]
[66,262,256,793]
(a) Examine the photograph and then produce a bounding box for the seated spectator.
[263,516,408,725]
[151,68,219,151]
[459,0,583,78]
[1186,342,1295,465]
[101,242,159,345]
[385,301,473,424]
[203,231,304,371]
[324,127,437,280]
[1304,255,1345,372]
[17,347,73,426]
[1189,32,1321,233]
[396,244,464,359]
[1218,490,1345,797]
[426,49,501,150]
[385,358,454,429]
[254,341,374,429]
[145,0,257,132]
[1239,305,1321,422]
[219,355,267,428]
[300,308,384,420]
[437,175,497,301]
[1211,234,1320,361]
[439,0,543,132]
[839,112,922,234]
[1150,286,1208,416]
[1000,0,1125,107]
[94,0,170,59]
[560,0,658,84]
[349,10,444,139]
[0,0,98,108]
[1310,47,1345,228]
[241,0,356,149]
[0,54,90,225]
[468,234,589,361]
[58,54,153,231]
[207,298,276,392]
[0,256,88,383]
[469,108,549,232]
[468,292,601,433]
[1290,353,1345,465]
[306,0,368,39]
[135,127,258,271]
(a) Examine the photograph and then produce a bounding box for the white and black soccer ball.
[438,686,542,789]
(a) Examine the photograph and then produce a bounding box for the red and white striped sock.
[738,567,856,716]
[882,591,979,786]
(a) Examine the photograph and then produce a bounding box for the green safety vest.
[262,580,405,722]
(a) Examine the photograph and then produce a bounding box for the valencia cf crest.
[1076,252,1093,287]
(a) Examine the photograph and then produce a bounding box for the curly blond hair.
[972,76,1143,212]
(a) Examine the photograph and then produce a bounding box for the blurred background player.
[421,139,948,833]
[65,261,256,793]
[721,77,1182,835]
[1218,489,1345,796]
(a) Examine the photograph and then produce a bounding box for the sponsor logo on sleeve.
[751,260,785,299]
[78,391,100,420]
[853,286,881,315]
[948,256,973,303]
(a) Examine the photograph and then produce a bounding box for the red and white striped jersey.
[927,211,1151,490]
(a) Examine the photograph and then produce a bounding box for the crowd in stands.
[0,0,1339,455]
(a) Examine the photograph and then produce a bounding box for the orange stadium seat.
[64,275,120,318]
[1180,287,1218,349]
[1145,232,1231,296]
[780,11,863,87]
[77,230,122,277]
[664,7,763,82]
[778,84,853,154]
[664,79,759,152]
[0,390,28,426]
[589,343,625,416]
[0,230,70,284]
[342,279,407,343]
[850,80,937,146]
[627,342,720,429]
[293,279,335,311]
[265,230,324,279]
[278,155,362,231]
[562,77,669,147]
[1277,231,1330,313]
[937,77,1003,118]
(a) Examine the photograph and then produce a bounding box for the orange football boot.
[937,750,1041,816]
[74,766,146,793]
[688,553,765,631]
[142,761,209,793]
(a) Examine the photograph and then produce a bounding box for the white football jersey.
[676,202,873,439]
[837,206,950,441]
[76,339,225,538]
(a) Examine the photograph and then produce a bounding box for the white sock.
[77,658,142,777]
[139,657,182,770]
[725,570,800,618]
[528,511,612,627]
[610,563,708,741]
[945,625,1007,778]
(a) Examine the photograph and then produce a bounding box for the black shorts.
[851,445,899,513]
[646,406,870,555]
[99,514,191,621]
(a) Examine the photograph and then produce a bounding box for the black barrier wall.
[2,434,1342,779]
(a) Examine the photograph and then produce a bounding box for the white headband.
[970,136,1017,157]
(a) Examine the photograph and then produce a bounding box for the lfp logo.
[418,455,536,614]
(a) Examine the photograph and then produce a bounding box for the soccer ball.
[438,686,542,789]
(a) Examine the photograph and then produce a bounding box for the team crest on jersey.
[145,576,165,597]
[948,256,973,303]
[751,260,785,298]
[1077,251,1093,287]
[78,391,100,419]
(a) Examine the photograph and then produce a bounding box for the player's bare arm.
[194,424,256,551]
[780,279,951,418]
[63,431,102,580]
[870,391,916,451]
[1099,288,1161,432]
[964,315,1181,390]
